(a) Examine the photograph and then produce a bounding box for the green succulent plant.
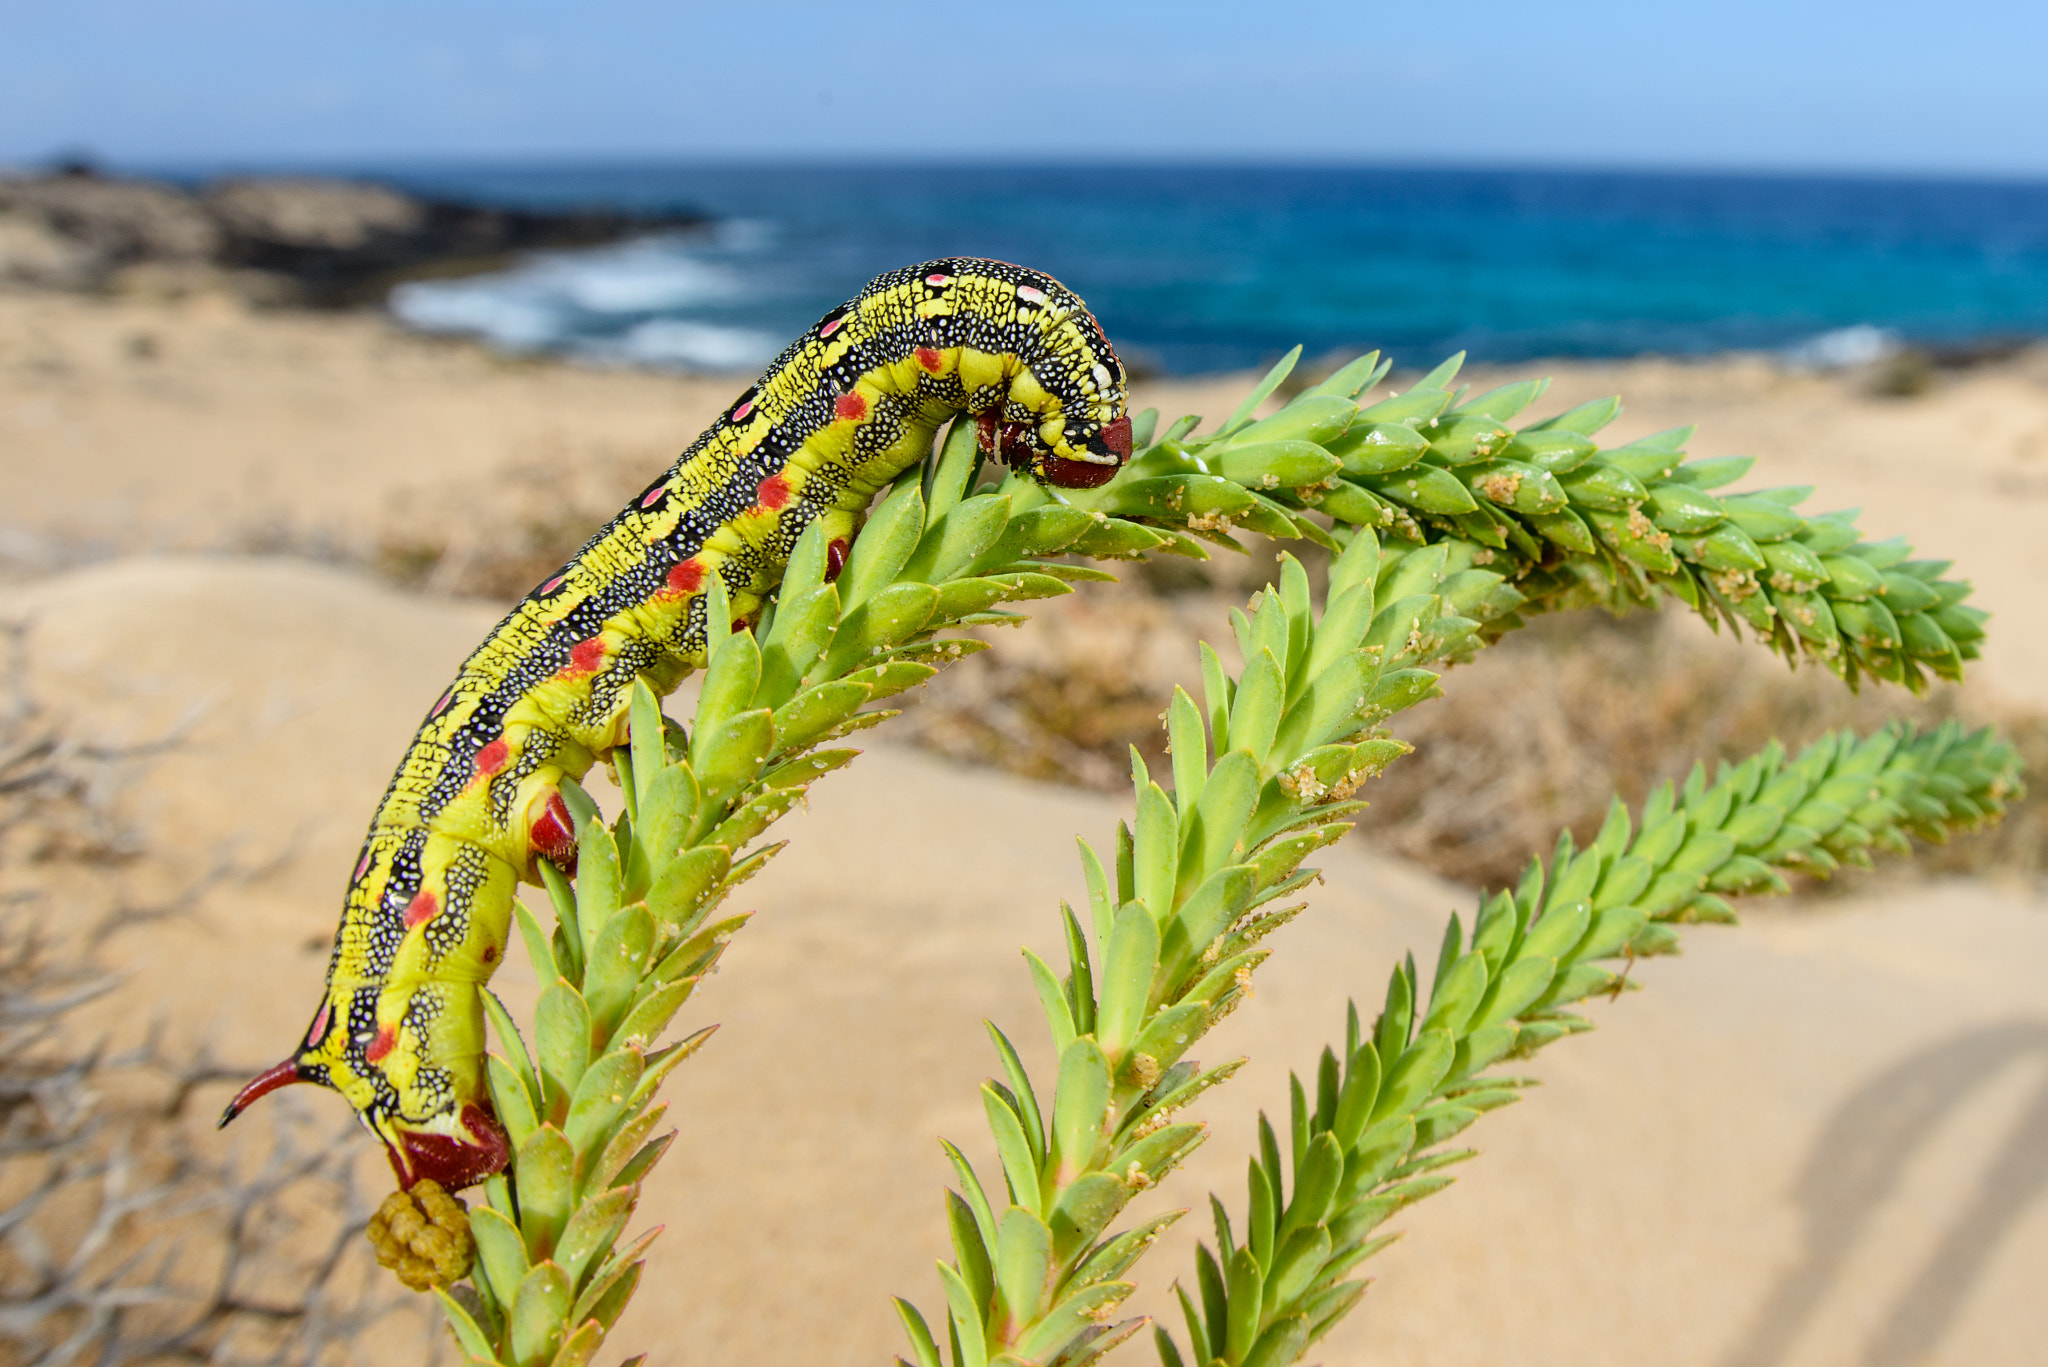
[420,349,2017,1367]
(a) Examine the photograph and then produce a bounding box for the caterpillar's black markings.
[221,259,1133,1189]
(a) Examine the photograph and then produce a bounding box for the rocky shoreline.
[0,165,706,307]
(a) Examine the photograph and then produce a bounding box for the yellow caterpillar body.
[223,259,1133,1188]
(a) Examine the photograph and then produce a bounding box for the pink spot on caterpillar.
[404,890,438,930]
[475,738,509,776]
[430,690,454,718]
[667,559,704,594]
[819,316,843,337]
[540,575,566,595]
[914,346,944,372]
[561,636,606,678]
[308,1002,331,1046]
[364,1025,397,1065]
[757,472,792,511]
[734,400,754,421]
[826,537,849,581]
[1017,285,1046,305]
[641,484,668,509]
[353,849,373,881]
[530,790,577,870]
[835,392,867,422]
[926,272,952,286]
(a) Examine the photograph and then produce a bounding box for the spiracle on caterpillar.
[217,258,1133,1193]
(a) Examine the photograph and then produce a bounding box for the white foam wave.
[387,233,757,366]
[571,318,780,372]
[1782,324,1900,370]
[387,281,564,350]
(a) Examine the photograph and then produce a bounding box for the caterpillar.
[219,258,1132,1190]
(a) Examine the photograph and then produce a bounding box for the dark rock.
[0,174,222,271]
[0,171,706,307]
[0,211,102,289]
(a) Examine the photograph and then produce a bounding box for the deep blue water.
[339,162,2047,375]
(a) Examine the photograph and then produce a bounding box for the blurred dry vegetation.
[371,441,659,603]
[897,550,2045,895]
[0,627,438,1367]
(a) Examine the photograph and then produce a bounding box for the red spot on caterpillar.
[819,316,843,337]
[308,1002,331,1046]
[641,484,668,509]
[731,618,749,635]
[757,472,792,510]
[353,849,373,881]
[430,690,454,718]
[667,559,704,594]
[404,890,438,929]
[733,400,754,421]
[365,1025,397,1064]
[530,790,577,870]
[835,392,867,422]
[1100,414,1134,459]
[926,273,951,286]
[826,537,849,581]
[914,346,944,372]
[475,738,509,776]
[563,636,606,678]
[540,575,566,595]
[385,1101,511,1191]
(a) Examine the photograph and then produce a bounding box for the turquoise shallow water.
[351,162,2047,375]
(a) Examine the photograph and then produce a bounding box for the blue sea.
[359,163,2048,377]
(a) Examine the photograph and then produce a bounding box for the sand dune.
[4,293,2047,1364]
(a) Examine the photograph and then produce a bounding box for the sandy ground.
[4,291,2047,1365]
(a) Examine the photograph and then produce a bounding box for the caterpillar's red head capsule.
[1044,414,1132,489]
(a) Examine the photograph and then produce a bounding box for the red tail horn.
[217,1057,305,1129]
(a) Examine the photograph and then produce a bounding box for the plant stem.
[419,348,1996,1366]
[1156,720,2022,1366]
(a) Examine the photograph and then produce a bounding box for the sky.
[3,0,2046,178]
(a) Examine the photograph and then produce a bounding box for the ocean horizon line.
[82,153,2048,194]
[22,158,2034,377]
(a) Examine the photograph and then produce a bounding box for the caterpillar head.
[977,409,1133,489]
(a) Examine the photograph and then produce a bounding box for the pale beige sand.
[0,292,735,565]
[14,557,2047,1367]
[5,293,2048,1364]
[6,294,2047,704]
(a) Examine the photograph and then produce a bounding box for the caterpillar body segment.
[220,259,1134,1190]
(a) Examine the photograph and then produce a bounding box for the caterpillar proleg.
[220,259,1133,1189]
